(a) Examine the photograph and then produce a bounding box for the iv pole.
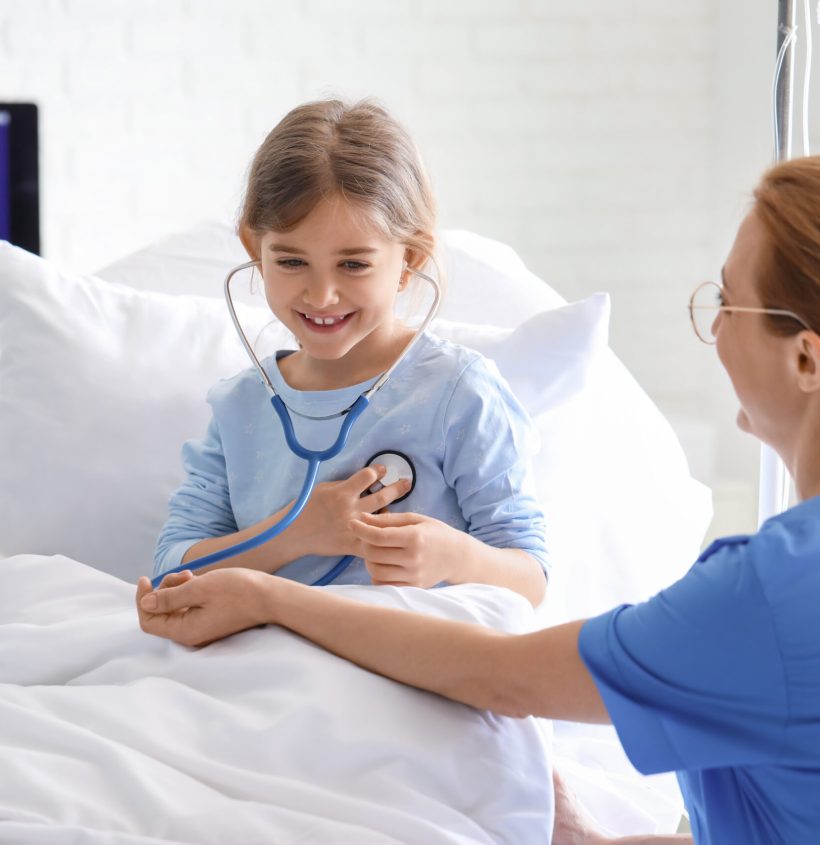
[758,0,798,525]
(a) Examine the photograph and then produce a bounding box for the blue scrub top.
[579,496,820,845]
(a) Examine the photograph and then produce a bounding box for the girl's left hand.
[136,568,273,647]
[349,511,464,587]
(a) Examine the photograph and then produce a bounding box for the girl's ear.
[403,247,427,272]
[794,331,820,393]
[400,248,429,289]
[239,222,261,260]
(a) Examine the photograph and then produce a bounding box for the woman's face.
[716,210,800,451]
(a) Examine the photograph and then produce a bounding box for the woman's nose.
[711,311,722,339]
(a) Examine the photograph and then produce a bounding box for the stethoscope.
[150,259,441,589]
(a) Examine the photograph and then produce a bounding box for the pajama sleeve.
[153,416,239,577]
[441,357,550,576]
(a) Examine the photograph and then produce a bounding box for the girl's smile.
[297,310,356,332]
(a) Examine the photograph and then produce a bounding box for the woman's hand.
[136,568,275,647]
[552,769,610,845]
[552,769,693,845]
[348,511,464,587]
[294,465,411,558]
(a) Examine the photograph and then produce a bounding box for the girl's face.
[255,195,411,377]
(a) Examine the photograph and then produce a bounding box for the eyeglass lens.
[690,282,722,343]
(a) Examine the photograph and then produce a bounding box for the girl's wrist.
[445,528,474,585]
[264,506,309,563]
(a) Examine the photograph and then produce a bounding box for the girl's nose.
[302,276,340,309]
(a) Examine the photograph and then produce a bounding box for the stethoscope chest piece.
[365,450,416,503]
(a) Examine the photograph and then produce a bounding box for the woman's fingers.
[158,569,195,589]
[139,579,199,615]
[370,579,412,587]
[136,576,197,642]
[136,576,153,607]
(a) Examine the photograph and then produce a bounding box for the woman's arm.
[137,567,605,722]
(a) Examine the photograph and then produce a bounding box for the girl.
[153,99,548,606]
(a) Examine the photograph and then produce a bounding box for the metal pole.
[775,0,797,159]
[759,0,797,525]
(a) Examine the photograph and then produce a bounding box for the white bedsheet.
[0,554,554,845]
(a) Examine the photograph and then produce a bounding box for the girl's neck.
[278,323,416,392]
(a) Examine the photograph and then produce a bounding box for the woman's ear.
[239,222,261,260]
[794,331,820,393]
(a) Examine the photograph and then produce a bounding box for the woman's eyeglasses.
[688,280,812,344]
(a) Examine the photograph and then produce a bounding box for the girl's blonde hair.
[753,156,820,336]
[239,99,438,273]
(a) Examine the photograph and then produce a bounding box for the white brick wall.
[0,0,795,534]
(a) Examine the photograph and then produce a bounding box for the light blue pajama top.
[154,331,549,585]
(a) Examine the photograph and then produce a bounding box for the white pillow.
[432,294,609,418]
[97,222,565,327]
[0,242,609,583]
[534,352,713,622]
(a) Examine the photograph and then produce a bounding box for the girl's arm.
[137,568,606,722]
[180,466,410,575]
[347,357,550,606]
[442,358,550,605]
[351,511,546,606]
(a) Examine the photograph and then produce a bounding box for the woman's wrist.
[259,572,304,628]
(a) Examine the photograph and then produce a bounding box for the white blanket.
[0,555,554,845]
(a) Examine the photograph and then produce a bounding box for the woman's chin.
[736,408,752,434]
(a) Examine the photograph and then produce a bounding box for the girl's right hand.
[294,464,411,558]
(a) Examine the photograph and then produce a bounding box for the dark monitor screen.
[0,103,40,255]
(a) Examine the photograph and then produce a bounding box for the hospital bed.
[0,227,711,843]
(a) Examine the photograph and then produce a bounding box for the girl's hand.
[348,511,464,587]
[136,568,274,648]
[295,465,412,558]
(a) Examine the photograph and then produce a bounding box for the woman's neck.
[787,410,820,502]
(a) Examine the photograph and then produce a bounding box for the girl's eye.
[276,258,305,269]
[341,260,369,271]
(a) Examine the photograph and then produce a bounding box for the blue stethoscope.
[150,259,441,590]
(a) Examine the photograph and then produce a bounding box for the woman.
[137,157,820,844]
